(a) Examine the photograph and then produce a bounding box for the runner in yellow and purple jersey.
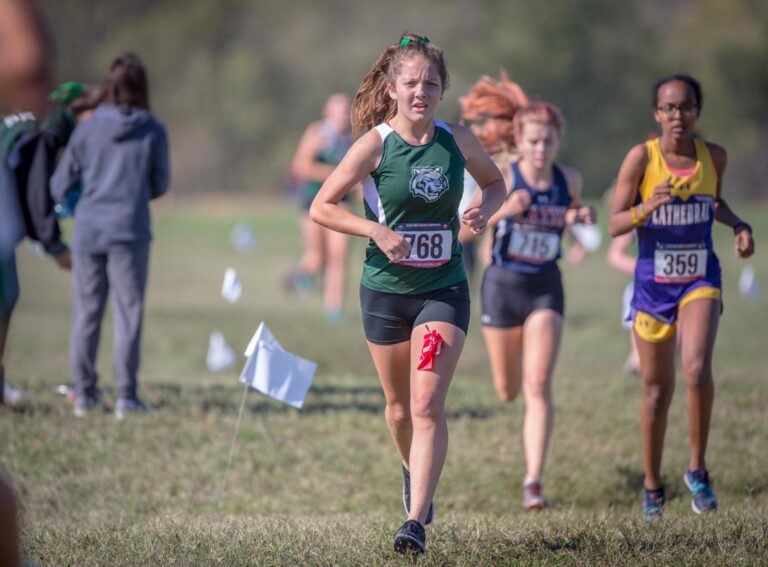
[609,74,755,522]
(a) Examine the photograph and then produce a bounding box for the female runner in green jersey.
[311,33,506,554]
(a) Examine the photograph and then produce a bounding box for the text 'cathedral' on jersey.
[631,137,722,323]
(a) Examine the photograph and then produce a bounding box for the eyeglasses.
[656,103,698,117]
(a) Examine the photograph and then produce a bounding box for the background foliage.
[40,0,768,198]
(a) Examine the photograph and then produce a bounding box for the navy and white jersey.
[491,161,572,275]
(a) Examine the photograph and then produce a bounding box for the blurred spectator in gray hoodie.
[51,52,170,419]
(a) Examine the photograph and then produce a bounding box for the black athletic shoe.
[393,520,426,554]
[402,464,435,525]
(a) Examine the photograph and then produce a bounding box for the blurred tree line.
[40,0,767,198]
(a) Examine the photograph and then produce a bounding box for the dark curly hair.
[652,74,702,113]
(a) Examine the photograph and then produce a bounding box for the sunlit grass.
[2,200,767,565]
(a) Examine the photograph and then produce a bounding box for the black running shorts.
[360,281,471,345]
[480,263,564,328]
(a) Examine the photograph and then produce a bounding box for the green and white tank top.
[361,120,467,294]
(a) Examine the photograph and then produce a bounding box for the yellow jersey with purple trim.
[631,138,721,324]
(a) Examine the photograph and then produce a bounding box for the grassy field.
[2,199,767,566]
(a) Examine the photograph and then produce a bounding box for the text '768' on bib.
[506,227,560,263]
[654,242,707,284]
[395,222,452,268]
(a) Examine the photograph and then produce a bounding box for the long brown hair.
[103,52,150,110]
[459,70,528,155]
[350,33,448,137]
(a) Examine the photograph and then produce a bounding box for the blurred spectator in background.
[285,93,352,323]
[51,52,170,420]
[0,3,49,564]
[0,82,102,406]
[0,0,57,407]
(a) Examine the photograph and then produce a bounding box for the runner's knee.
[682,356,712,388]
[494,379,520,402]
[523,378,552,403]
[410,395,445,424]
[643,383,673,416]
[386,401,411,426]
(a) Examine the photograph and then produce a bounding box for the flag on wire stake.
[219,322,317,504]
[240,322,317,409]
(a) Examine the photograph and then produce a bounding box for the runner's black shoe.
[402,463,435,525]
[393,520,426,554]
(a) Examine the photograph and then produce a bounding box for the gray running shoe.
[402,464,435,525]
[393,520,426,554]
[684,469,718,514]
[115,397,148,420]
[73,394,102,418]
[522,480,548,510]
[0,367,22,406]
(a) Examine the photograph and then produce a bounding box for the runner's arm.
[562,167,596,225]
[609,144,648,237]
[607,231,637,275]
[291,122,337,183]
[709,143,755,258]
[452,124,506,235]
[310,130,411,262]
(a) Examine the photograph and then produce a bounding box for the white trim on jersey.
[362,175,387,225]
[460,170,479,216]
[362,124,394,226]
[508,162,517,189]
[492,218,507,265]
[374,123,393,139]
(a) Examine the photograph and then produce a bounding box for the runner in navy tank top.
[465,98,596,510]
[490,160,572,273]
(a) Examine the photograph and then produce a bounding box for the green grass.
[2,200,767,565]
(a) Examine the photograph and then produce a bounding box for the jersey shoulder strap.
[374,123,393,141]
[435,119,452,134]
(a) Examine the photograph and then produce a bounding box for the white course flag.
[207,330,236,372]
[239,322,317,409]
[738,265,760,300]
[221,267,243,304]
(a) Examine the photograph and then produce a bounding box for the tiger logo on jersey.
[410,166,449,203]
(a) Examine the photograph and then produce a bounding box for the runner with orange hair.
[464,86,596,509]
[458,71,528,273]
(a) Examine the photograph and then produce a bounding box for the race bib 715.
[506,228,560,263]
